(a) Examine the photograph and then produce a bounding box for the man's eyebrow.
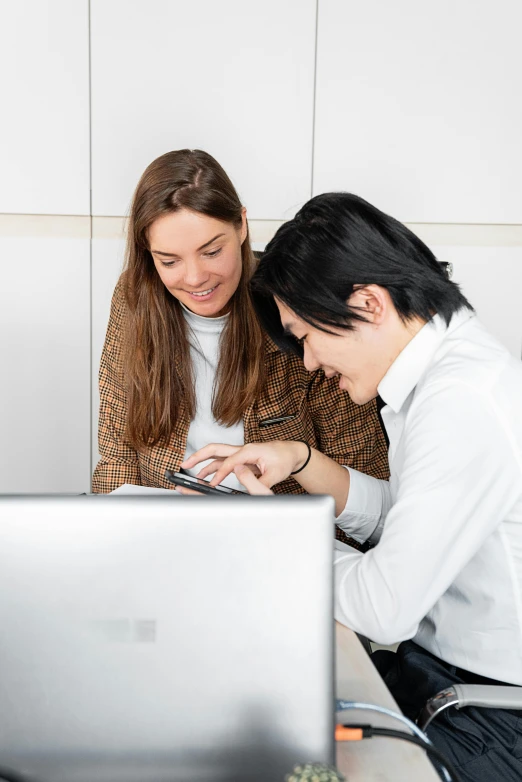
[151,233,226,258]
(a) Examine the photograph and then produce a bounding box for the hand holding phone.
[165,470,249,496]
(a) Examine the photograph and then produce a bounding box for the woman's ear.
[240,207,248,244]
[347,285,387,325]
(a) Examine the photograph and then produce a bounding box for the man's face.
[275,296,387,405]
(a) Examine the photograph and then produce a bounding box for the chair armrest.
[417,687,460,731]
[452,684,522,710]
[417,685,522,732]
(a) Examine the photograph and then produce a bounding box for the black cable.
[362,726,462,782]
[0,766,27,782]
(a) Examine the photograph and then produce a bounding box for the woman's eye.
[204,247,222,258]
[161,259,178,268]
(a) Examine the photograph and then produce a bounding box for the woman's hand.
[181,441,310,491]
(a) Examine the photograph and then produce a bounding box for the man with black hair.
[183,193,522,782]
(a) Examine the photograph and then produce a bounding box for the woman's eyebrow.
[151,233,226,257]
[151,250,179,257]
[197,233,225,251]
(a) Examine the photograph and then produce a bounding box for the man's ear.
[347,285,387,325]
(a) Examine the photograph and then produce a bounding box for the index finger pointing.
[234,466,273,496]
[181,443,240,469]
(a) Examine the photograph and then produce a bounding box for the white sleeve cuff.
[335,467,391,544]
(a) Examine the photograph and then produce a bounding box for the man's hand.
[181,441,308,491]
[182,440,350,515]
[233,465,273,495]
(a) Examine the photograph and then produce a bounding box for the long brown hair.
[123,149,265,450]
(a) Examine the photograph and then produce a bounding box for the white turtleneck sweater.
[181,305,245,492]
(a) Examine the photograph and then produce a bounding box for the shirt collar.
[378,308,475,413]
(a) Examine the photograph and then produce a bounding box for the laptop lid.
[0,494,334,782]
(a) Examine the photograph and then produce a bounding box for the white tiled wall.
[432,245,522,359]
[1,0,522,492]
[0,2,90,215]
[313,0,522,224]
[90,0,317,219]
[0,236,90,492]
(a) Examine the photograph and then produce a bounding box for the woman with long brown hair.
[92,149,388,508]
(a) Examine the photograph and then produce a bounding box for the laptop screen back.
[0,494,334,782]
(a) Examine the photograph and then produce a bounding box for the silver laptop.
[0,494,334,782]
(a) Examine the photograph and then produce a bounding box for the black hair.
[251,192,473,356]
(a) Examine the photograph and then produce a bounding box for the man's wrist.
[290,440,312,475]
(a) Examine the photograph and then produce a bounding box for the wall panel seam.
[3,215,522,248]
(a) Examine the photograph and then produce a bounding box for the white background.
[313,0,522,224]
[0,235,90,491]
[0,1,90,216]
[1,0,521,491]
[90,0,316,219]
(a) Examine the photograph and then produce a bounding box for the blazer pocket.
[256,398,316,445]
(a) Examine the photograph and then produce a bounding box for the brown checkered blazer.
[92,278,389,541]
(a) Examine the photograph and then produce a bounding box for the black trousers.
[372,641,522,782]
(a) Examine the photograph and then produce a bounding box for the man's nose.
[303,344,320,373]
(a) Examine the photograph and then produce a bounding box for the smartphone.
[165,469,248,496]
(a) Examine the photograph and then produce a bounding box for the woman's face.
[148,208,247,317]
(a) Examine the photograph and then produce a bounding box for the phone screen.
[165,470,248,496]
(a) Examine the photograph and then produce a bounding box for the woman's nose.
[183,261,210,289]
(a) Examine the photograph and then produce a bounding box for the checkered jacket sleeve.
[308,371,389,480]
[92,279,141,492]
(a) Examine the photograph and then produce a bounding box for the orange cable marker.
[335,725,364,741]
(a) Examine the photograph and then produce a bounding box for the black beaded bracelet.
[290,440,312,475]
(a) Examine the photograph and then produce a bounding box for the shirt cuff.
[335,467,389,544]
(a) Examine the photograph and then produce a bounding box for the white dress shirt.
[182,306,245,492]
[334,309,522,685]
